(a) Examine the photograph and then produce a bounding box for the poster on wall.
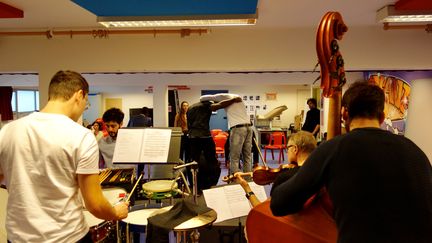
[240,93,263,124]
[366,72,410,135]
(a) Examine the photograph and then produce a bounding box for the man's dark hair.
[48,70,89,101]
[102,108,124,124]
[307,98,317,107]
[342,81,385,120]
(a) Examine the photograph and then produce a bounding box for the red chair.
[213,134,228,165]
[263,132,287,164]
[218,131,229,137]
[210,129,223,137]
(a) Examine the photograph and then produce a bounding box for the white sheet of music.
[112,129,143,162]
[203,182,267,223]
[140,128,171,162]
[112,128,171,163]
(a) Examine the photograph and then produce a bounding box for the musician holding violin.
[232,131,317,207]
[270,81,432,243]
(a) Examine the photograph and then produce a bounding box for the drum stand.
[172,166,191,197]
[173,162,203,243]
[173,161,198,204]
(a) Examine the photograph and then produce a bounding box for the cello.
[245,12,348,243]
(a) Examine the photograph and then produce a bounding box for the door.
[201,90,229,131]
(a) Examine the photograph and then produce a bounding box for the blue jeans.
[229,126,253,174]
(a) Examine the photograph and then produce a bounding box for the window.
[11,90,39,118]
[11,92,16,112]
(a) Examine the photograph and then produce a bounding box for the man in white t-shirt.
[0,70,129,243]
[201,93,253,174]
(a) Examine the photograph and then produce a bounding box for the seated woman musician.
[233,131,317,207]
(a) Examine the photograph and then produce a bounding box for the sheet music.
[202,187,232,223]
[112,129,143,162]
[140,129,172,162]
[223,185,251,217]
[112,128,172,163]
[203,182,267,223]
[249,183,268,202]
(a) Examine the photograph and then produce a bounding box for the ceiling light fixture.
[97,13,257,28]
[377,5,432,23]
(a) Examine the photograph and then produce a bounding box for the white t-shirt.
[0,112,99,243]
[201,93,250,128]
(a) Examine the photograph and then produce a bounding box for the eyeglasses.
[85,100,90,110]
[287,145,295,149]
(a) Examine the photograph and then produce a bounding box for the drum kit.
[94,162,217,243]
[83,210,116,242]
[0,163,216,243]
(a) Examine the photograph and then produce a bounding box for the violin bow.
[253,137,268,167]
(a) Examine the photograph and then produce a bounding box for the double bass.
[245,12,348,243]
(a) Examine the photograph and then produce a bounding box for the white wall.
[83,94,102,125]
[0,27,430,73]
[405,78,432,163]
[100,88,153,124]
[83,72,363,128]
[178,84,304,128]
[0,26,430,126]
[0,26,431,104]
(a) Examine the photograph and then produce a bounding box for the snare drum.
[102,187,127,205]
[142,180,178,200]
[83,211,114,243]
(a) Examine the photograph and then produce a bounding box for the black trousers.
[188,137,220,191]
[179,134,190,162]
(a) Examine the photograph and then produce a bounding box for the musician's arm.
[247,192,262,208]
[234,173,261,207]
[78,173,128,220]
[78,134,128,221]
[270,139,335,216]
[239,183,261,207]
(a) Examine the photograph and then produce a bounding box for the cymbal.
[150,207,217,231]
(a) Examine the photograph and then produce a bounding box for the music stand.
[112,127,190,204]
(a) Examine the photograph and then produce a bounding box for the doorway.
[201,90,229,131]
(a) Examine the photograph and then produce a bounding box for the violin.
[222,163,298,185]
[252,163,298,185]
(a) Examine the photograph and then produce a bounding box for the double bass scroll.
[316,12,348,139]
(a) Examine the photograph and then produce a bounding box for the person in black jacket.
[271,81,432,243]
[301,98,320,137]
